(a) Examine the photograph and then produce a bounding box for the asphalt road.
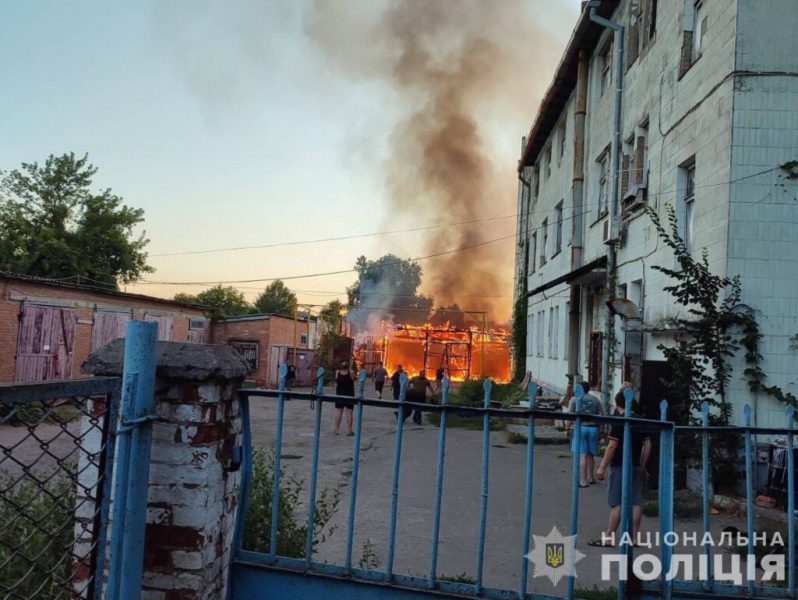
[247,385,751,594]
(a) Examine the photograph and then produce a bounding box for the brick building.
[0,272,210,383]
[514,0,798,426]
[212,313,320,388]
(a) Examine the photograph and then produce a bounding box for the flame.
[353,321,511,383]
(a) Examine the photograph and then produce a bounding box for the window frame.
[554,201,564,256]
[683,162,696,253]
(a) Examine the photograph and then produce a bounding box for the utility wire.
[133,232,516,286]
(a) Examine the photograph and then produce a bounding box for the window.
[548,307,555,358]
[553,306,560,359]
[622,123,649,215]
[554,202,563,255]
[300,333,308,345]
[527,314,534,356]
[538,311,545,357]
[533,165,540,198]
[683,161,696,253]
[540,219,548,265]
[563,302,570,360]
[544,147,552,179]
[188,317,207,330]
[691,1,704,62]
[529,232,537,274]
[230,341,259,372]
[598,39,612,97]
[558,122,567,162]
[597,150,610,218]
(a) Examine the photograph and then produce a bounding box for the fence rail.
[0,377,120,600]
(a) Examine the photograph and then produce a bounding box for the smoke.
[305,0,573,320]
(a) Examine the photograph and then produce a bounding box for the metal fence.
[0,377,120,600]
[229,369,798,600]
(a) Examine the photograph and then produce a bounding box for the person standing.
[406,370,434,425]
[589,388,652,547]
[567,381,604,487]
[333,362,355,436]
[373,362,388,399]
[390,365,405,401]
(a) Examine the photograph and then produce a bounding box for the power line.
[150,213,517,257]
[132,231,516,286]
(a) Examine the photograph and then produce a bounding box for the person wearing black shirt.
[334,362,355,436]
[589,387,651,547]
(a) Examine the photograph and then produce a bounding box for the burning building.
[354,321,511,383]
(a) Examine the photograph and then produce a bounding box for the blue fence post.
[519,381,538,598]
[701,402,713,590]
[429,375,450,588]
[617,386,634,600]
[787,405,795,597]
[305,367,326,569]
[475,379,493,594]
[107,320,158,600]
[567,383,584,600]
[345,369,368,572]
[270,363,288,556]
[386,371,409,580]
[658,400,674,600]
[743,404,755,594]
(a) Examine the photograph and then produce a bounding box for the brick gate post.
[83,340,250,600]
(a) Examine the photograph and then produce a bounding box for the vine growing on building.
[511,294,527,382]
[645,203,798,425]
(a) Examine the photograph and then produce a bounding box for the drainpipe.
[568,50,590,390]
[588,1,624,407]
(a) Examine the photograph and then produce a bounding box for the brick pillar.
[83,340,250,600]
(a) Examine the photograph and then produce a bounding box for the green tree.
[254,280,297,316]
[319,299,346,333]
[174,285,252,317]
[430,303,466,328]
[347,254,433,325]
[0,153,151,286]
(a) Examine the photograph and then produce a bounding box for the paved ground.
[247,384,756,595]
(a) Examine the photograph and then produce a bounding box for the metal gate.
[0,376,121,599]
[228,372,797,600]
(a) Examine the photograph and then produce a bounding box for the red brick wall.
[0,278,208,383]
[212,319,271,386]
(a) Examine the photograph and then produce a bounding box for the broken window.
[530,232,537,274]
[540,218,548,265]
[597,149,610,218]
[598,39,613,97]
[679,0,707,77]
[558,122,567,162]
[554,202,564,255]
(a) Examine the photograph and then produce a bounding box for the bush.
[0,474,77,597]
[575,587,618,600]
[243,448,340,557]
[453,379,487,406]
[506,431,528,444]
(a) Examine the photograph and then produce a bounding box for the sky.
[0,0,581,322]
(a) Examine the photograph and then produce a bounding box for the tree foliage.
[319,299,346,332]
[0,153,151,286]
[430,303,467,328]
[347,254,433,325]
[174,285,252,317]
[511,295,527,383]
[254,280,297,316]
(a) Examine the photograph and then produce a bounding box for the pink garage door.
[144,313,174,341]
[15,304,78,382]
[91,310,131,352]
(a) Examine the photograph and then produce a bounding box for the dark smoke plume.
[306,0,572,320]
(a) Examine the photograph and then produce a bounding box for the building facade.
[514,0,798,426]
[212,313,320,387]
[0,273,210,383]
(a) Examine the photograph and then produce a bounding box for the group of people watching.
[564,381,651,547]
[331,361,442,434]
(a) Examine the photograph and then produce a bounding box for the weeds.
[243,448,341,558]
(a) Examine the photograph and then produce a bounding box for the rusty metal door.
[15,304,78,382]
[91,310,131,352]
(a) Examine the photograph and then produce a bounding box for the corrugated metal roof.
[518,0,620,171]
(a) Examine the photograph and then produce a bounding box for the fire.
[353,321,511,383]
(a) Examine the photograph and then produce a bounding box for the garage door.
[15,304,78,382]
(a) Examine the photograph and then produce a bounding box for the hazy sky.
[1,1,581,320]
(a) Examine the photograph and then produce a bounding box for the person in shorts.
[590,387,651,547]
[566,381,604,487]
[333,362,355,436]
[373,362,388,399]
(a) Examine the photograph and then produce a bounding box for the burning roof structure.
[354,321,511,383]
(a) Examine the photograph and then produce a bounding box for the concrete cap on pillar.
[82,339,251,382]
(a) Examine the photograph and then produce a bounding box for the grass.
[0,474,78,597]
[243,448,341,557]
[439,572,477,584]
[506,430,528,444]
[575,587,618,600]
[426,412,506,431]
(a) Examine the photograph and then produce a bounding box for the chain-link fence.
[0,378,120,600]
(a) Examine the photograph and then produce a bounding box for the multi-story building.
[514,0,798,426]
